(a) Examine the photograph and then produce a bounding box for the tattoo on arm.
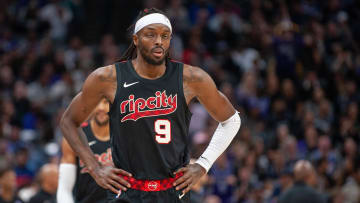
[98,66,116,83]
[183,66,204,103]
[96,66,117,103]
[81,107,88,114]
[183,67,203,83]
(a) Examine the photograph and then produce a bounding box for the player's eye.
[146,33,155,38]
[162,34,169,40]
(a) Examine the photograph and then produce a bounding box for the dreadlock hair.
[119,8,170,62]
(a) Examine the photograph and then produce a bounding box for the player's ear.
[133,34,138,46]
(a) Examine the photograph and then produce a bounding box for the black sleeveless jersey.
[109,60,192,180]
[74,122,112,203]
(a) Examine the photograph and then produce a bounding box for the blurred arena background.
[0,0,360,202]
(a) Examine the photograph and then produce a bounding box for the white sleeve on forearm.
[57,163,76,203]
[196,112,241,172]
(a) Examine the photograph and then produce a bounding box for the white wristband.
[57,163,76,203]
[196,112,241,172]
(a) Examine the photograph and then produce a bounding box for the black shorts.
[107,188,190,203]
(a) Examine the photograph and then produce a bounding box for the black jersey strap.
[109,61,124,113]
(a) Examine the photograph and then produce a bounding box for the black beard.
[94,117,109,126]
[138,42,167,65]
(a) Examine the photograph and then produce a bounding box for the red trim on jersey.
[80,122,89,127]
[170,59,183,63]
[118,172,183,192]
[121,106,176,122]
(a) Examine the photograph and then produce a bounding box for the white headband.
[134,13,172,34]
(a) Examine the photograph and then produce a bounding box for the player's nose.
[154,35,163,46]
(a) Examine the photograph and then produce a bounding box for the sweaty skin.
[60,23,236,194]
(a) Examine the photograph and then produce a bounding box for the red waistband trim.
[118,172,183,192]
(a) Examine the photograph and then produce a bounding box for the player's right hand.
[91,165,132,194]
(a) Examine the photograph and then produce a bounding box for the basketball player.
[60,8,241,202]
[57,99,112,203]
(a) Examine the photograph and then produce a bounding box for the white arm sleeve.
[57,163,76,203]
[195,112,241,172]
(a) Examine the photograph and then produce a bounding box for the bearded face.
[94,99,109,126]
[135,24,171,65]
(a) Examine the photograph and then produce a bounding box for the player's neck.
[90,119,110,142]
[132,56,166,80]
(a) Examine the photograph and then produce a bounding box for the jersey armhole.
[109,62,122,113]
[82,122,96,141]
[179,63,192,115]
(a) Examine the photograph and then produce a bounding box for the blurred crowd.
[0,0,360,202]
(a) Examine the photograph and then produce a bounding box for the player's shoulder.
[90,64,117,83]
[82,64,118,100]
[183,64,209,84]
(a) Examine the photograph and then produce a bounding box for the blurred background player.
[57,98,111,203]
[28,163,58,203]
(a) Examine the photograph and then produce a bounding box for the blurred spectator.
[272,20,303,79]
[165,0,190,33]
[339,156,360,203]
[310,135,339,174]
[278,160,326,203]
[28,163,58,203]
[14,147,33,189]
[0,165,23,203]
[270,169,293,202]
[39,0,73,43]
[209,154,236,203]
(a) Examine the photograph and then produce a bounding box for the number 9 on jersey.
[154,119,171,144]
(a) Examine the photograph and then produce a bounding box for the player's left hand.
[173,163,206,194]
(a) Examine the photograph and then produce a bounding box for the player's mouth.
[152,48,164,58]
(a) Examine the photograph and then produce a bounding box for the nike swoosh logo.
[88,141,97,146]
[116,189,122,198]
[200,156,209,162]
[123,81,139,88]
[179,193,185,199]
